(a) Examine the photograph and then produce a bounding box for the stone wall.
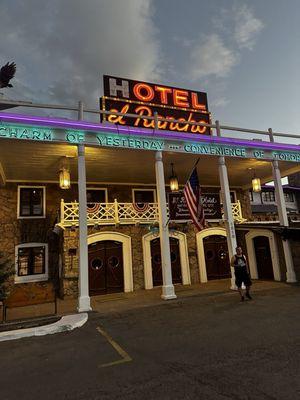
[0,183,70,292]
[236,228,287,281]
[0,181,254,299]
[63,224,152,297]
[184,224,200,284]
[0,185,18,263]
[62,221,204,298]
[273,232,286,279]
[236,189,252,220]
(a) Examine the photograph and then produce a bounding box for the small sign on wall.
[168,191,222,221]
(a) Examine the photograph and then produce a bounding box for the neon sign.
[1,118,300,163]
[100,75,211,135]
[100,99,210,134]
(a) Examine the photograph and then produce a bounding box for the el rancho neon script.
[100,76,211,135]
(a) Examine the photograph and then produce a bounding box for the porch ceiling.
[0,139,299,187]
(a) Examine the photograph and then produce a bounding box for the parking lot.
[1,283,300,400]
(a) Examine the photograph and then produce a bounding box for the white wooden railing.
[59,199,245,227]
[60,199,159,227]
[231,201,247,223]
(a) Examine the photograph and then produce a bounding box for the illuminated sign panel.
[100,75,211,135]
[169,191,222,221]
[1,123,300,163]
[100,98,210,134]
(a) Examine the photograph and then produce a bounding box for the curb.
[0,313,88,342]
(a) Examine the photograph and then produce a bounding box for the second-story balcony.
[59,199,246,228]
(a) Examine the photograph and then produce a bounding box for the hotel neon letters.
[101,75,210,135]
[104,76,208,111]
[106,104,207,133]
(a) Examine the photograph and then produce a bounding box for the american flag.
[183,167,205,231]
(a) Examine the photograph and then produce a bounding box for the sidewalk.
[1,279,292,322]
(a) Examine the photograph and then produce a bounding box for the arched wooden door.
[203,235,230,280]
[151,237,182,286]
[88,240,124,295]
[253,236,274,279]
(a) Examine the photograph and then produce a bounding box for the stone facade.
[0,182,75,294]
[2,180,293,302]
[236,227,288,281]
[60,184,252,296]
[62,222,203,298]
[184,223,200,284]
[0,185,18,263]
[290,238,300,280]
[62,224,150,297]
[236,189,252,220]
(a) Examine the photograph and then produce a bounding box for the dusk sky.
[1,0,299,134]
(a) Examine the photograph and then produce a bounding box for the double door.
[253,236,274,279]
[151,237,182,286]
[88,240,124,295]
[204,235,230,280]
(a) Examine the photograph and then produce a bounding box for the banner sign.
[1,122,300,163]
[202,193,222,219]
[168,191,222,220]
[168,191,190,220]
[100,75,211,135]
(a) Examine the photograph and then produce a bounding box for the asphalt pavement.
[1,284,300,400]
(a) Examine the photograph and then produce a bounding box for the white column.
[269,128,297,283]
[216,121,237,290]
[155,151,177,300]
[77,101,92,312]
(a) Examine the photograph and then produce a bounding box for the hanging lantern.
[252,177,261,193]
[169,163,179,192]
[59,168,71,189]
[59,157,71,189]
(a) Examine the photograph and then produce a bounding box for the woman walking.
[231,246,252,302]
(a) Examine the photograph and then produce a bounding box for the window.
[230,191,236,203]
[219,190,236,204]
[284,192,294,203]
[262,191,275,202]
[132,189,156,204]
[18,186,45,218]
[87,188,107,203]
[15,243,48,283]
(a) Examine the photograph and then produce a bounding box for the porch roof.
[0,138,299,188]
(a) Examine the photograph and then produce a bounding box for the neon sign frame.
[100,75,211,135]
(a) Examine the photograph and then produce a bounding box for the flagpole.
[184,157,201,184]
[183,156,206,231]
[165,156,201,228]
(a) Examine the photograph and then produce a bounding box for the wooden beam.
[0,162,6,187]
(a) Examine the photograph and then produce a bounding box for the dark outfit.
[233,255,252,288]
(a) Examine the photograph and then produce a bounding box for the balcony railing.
[231,201,247,223]
[59,199,246,227]
[60,199,159,227]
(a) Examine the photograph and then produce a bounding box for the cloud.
[233,4,264,49]
[190,34,239,80]
[172,35,194,48]
[187,4,264,83]
[210,97,230,108]
[0,0,162,107]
